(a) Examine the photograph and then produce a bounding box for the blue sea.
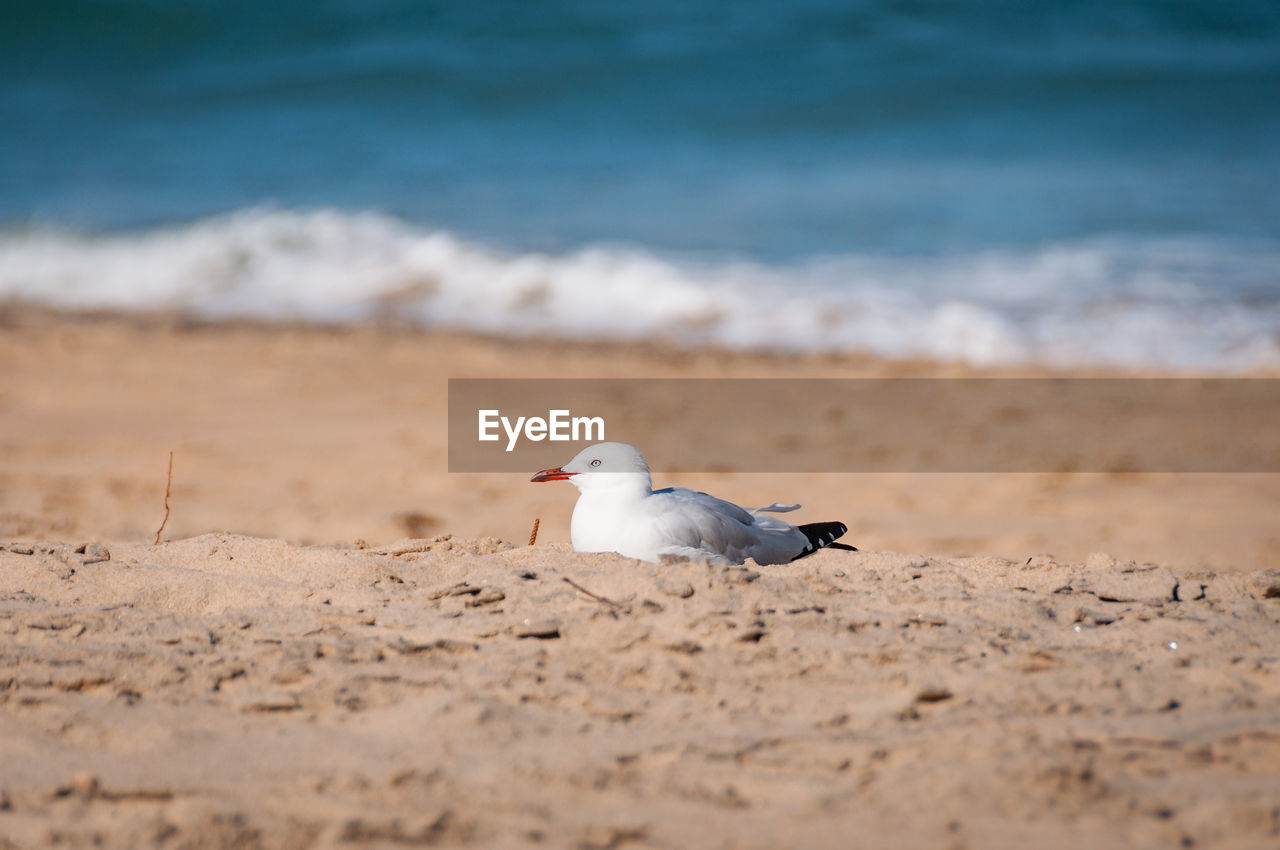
[2,1,1278,368]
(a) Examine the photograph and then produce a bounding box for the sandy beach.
[2,309,1279,848]
[3,308,1277,566]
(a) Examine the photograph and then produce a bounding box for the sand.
[2,308,1279,848]
[2,308,1277,567]
[3,536,1279,849]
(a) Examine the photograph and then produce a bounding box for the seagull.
[530,441,855,565]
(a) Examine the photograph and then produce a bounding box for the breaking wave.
[2,208,1277,370]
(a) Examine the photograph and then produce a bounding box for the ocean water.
[1,1,1278,368]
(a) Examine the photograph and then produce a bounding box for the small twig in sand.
[528,518,540,546]
[561,576,622,609]
[153,451,174,545]
[373,542,440,556]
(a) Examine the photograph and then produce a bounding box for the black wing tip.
[793,522,854,561]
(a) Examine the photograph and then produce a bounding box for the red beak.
[530,466,577,483]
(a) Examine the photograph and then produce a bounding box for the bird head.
[530,441,653,495]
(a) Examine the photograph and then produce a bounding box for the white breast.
[571,492,665,561]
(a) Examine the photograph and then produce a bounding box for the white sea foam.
[1,208,1277,370]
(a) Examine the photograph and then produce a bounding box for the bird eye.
[590,459,601,467]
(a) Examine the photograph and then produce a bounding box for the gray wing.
[647,487,808,566]
[752,502,801,513]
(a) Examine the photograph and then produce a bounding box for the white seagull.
[530,441,855,565]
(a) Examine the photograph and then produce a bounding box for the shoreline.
[9,300,1279,378]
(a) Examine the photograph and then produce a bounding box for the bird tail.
[792,522,855,561]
